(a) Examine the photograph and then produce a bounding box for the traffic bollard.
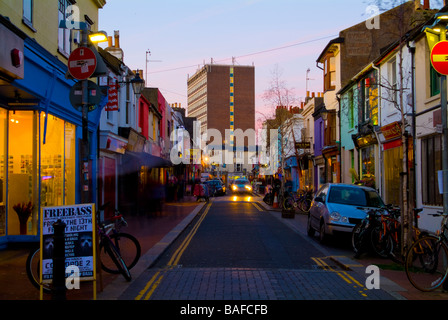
[52,219,66,300]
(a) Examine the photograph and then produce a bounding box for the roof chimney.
[423,0,430,9]
[114,31,120,48]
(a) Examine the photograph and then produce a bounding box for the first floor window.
[421,135,443,206]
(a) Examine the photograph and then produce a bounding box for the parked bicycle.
[26,204,140,293]
[370,207,427,264]
[351,207,385,258]
[283,188,313,213]
[97,208,141,281]
[405,211,448,292]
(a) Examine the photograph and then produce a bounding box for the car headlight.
[245,185,252,191]
[330,212,349,223]
[232,185,237,191]
[330,212,341,221]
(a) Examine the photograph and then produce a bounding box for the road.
[119,194,398,303]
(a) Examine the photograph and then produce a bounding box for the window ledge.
[22,18,36,33]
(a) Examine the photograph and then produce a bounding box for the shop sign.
[40,204,96,282]
[381,121,401,141]
[295,141,311,149]
[356,133,377,148]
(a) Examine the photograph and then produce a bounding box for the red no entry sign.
[68,47,97,80]
[431,41,448,75]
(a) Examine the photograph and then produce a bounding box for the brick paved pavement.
[121,267,396,300]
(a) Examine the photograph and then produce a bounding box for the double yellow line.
[252,202,264,212]
[135,203,212,300]
[311,257,368,298]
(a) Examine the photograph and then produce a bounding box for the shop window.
[360,145,375,187]
[7,111,38,236]
[40,113,76,207]
[421,135,443,206]
[383,146,403,206]
[64,122,76,205]
[0,109,6,236]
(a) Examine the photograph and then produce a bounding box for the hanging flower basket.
[13,201,34,235]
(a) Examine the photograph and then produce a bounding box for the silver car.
[230,179,253,194]
[307,183,386,243]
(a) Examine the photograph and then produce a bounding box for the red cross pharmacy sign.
[68,47,97,80]
[431,41,448,76]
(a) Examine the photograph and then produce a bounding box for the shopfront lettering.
[43,205,92,219]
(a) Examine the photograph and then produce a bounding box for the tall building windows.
[23,0,33,27]
[430,64,441,97]
[58,0,73,56]
[421,134,443,206]
[324,55,336,91]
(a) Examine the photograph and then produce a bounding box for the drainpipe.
[372,63,383,196]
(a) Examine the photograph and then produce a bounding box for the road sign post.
[66,29,96,204]
[431,38,448,251]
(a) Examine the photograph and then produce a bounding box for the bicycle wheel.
[99,232,141,274]
[283,197,294,210]
[102,238,132,281]
[26,247,52,294]
[405,236,448,292]
[370,225,392,258]
[299,199,312,213]
[352,222,368,257]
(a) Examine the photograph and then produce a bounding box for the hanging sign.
[105,81,119,111]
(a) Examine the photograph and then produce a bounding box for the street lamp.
[88,31,108,43]
[130,71,145,95]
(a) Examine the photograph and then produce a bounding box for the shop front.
[0,19,98,246]
[380,121,413,206]
[353,130,378,189]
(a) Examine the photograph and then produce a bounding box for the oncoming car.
[307,183,385,243]
[230,179,252,194]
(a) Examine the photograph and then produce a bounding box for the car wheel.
[307,215,315,237]
[319,221,328,244]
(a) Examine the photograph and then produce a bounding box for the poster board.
[40,204,96,297]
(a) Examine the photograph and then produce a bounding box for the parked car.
[307,183,386,243]
[230,178,252,194]
[205,179,226,196]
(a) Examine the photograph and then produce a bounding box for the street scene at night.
[1,0,448,316]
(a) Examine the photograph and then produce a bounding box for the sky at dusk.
[97,0,442,124]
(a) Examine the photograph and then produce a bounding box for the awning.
[122,151,172,172]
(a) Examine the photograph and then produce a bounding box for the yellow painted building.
[0,0,106,244]
[0,0,106,60]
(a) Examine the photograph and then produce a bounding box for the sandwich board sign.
[40,204,97,298]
